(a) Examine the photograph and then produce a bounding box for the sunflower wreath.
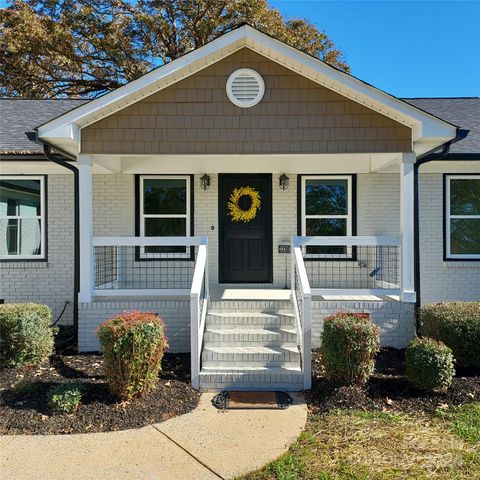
[227,186,262,223]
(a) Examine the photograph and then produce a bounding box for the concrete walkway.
[0,393,307,480]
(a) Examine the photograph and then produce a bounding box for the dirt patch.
[307,348,480,415]
[0,353,200,435]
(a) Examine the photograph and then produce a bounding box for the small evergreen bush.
[405,337,455,393]
[320,312,380,386]
[97,310,168,400]
[0,303,55,367]
[48,382,83,414]
[419,302,480,368]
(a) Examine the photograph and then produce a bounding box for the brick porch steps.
[199,308,303,391]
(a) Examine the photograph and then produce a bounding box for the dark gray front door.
[219,174,272,283]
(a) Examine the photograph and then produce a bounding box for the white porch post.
[78,154,94,303]
[400,152,416,303]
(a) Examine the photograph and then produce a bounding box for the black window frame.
[134,174,194,261]
[297,174,357,261]
[0,174,48,262]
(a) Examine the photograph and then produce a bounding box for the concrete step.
[201,344,300,367]
[203,325,297,345]
[199,365,304,391]
[206,311,295,327]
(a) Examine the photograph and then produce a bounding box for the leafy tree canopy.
[0,0,349,98]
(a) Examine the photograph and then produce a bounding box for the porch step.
[204,325,297,345]
[201,344,300,367]
[199,365,304,391]
[199,306,302,391]
[206,311,295,326]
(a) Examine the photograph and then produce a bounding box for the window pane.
[144,217,187,254]
[306,218,347,255]
[305,179,348,215]
[0,218,41,256]
[0,179,41,217]
[306,218,347,236]
[143,178,187,215]
[450,218,480,255]
[450,179,480,215]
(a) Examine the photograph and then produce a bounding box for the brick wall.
[0,174,75,324]
[419,173,480,303]
[78,300,190,352]
[311,300,416,349]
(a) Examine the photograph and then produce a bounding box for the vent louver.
[226,69,265,108]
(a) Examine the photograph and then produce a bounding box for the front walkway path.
[0,393,307,480]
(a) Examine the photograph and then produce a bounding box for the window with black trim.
[300,175,353,257]
[445,175,480,259]
[139,175,191,258]
[0,176,46,260]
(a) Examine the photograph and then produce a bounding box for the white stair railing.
[190,238,209,389]
[291,237,312,390]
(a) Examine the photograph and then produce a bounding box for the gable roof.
[405,97,479,155]
[36,24,457,157]
[0,98,87,155]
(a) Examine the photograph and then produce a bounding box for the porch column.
[78,154,93,303]
[400,152,416,303]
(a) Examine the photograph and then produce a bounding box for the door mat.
[212,391,293,410]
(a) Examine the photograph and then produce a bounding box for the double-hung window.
[445,175,480,259]
[0,176,46,260]
[300,175,353,258]
[139,175,191,258]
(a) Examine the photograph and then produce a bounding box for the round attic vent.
[226,68,265,108]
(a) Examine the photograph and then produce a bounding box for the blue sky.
[270,0,480,97]
[1,0,478,97]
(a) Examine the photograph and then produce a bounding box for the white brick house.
[1,26,479,391]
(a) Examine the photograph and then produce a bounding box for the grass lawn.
[241,403,480,480]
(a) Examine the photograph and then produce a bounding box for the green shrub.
[48,382,83,414]
[405,337,455,393]
[0,303,55,367]
[320,312,380,386]
[419,302,480,368]
[97,310,168,400]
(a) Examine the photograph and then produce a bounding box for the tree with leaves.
[0,0,349,98]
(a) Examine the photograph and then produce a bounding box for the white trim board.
[37,25,457,157]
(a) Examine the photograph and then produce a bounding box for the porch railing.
[291,235,401,390]
[293,236,401,296]
[92,236,208,296]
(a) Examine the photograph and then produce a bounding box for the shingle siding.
[81,48,411,155]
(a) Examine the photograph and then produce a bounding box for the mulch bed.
[0,353,200,435]
[307,348,480,416]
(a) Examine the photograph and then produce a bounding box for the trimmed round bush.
[48,382,83,414]
[0,303,55,367]
[97,310,168,400]
[320,312,380,386]
[405,337,455,393]
[419,302,480,368]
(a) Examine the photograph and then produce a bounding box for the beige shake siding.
[81,48,411,155]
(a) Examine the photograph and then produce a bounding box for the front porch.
[78,230,416,391]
